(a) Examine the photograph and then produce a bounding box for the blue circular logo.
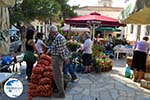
[4,78,23,98]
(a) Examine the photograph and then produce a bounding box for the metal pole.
[93,24,96,40]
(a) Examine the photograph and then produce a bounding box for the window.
[145,26,150,35]
[130,25,134,34]
[40,26,43,33]
[36,26,39,32]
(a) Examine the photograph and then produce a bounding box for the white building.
[31,20,46,34]
[73,0,122,19]
[74,6,122,19]
[122,0,150,42]
[98,0,113,7]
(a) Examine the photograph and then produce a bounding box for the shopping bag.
[125,65,133,79]
[1,55,12,65]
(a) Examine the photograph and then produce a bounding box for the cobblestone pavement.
[0,58,150,100]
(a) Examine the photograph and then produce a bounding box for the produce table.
[114,48,133,60]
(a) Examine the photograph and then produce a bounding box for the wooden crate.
[126,55,150,72]
[140,79,150,89]
[144,73,150,79]
[146,69,150,73]
[146,55,150,73]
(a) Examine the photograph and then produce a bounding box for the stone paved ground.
[0,58,150,100]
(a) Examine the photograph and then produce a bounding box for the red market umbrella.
[65,12,125,39]
[65,12,125,27]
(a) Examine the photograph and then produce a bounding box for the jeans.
[63,61,76,77]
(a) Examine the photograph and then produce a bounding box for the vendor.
[131,36,149,82]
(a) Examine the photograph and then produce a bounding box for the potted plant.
[66,41,80,52]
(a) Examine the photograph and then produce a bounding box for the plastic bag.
[125,65,133,78]
[1,55,12,65]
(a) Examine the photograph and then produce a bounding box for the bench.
[0,73,14,92]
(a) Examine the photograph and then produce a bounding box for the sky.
[68,0,126,7]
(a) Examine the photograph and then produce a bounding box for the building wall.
[75,6,123,19]
[122,0,150,42]
[98,0,112,7]
[31,20,50,38]
[124,24,150,41]
[31,20,46,33]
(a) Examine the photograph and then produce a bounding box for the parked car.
[10,35,22,53]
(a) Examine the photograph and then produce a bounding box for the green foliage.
[112,37,128,46]
[66,41,80,52]
[56,0,78,20]
[92,44,105,57]
[9,7,24,23]
[9,0,78,24]
[33,0,60,21]
[95,53,113,68]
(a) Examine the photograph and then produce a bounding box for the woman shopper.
[23,29,38,80]
[131,36,149,82]
[77,32,93,73]
[35,32,48,55]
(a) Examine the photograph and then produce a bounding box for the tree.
[9,0,60,24]
[56,0,79,21]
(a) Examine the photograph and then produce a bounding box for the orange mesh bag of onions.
[39,77,52,85]
[38,59,50,66]
[38,90,52,97]
[37,85,51,92]
[28,83,38,89]
[28,89,39,97]
[43,66,53,72]
[32,67,44,74]
[40,54,52,63]
[30,73,42,80]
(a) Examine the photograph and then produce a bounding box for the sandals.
[132,78,141,83]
